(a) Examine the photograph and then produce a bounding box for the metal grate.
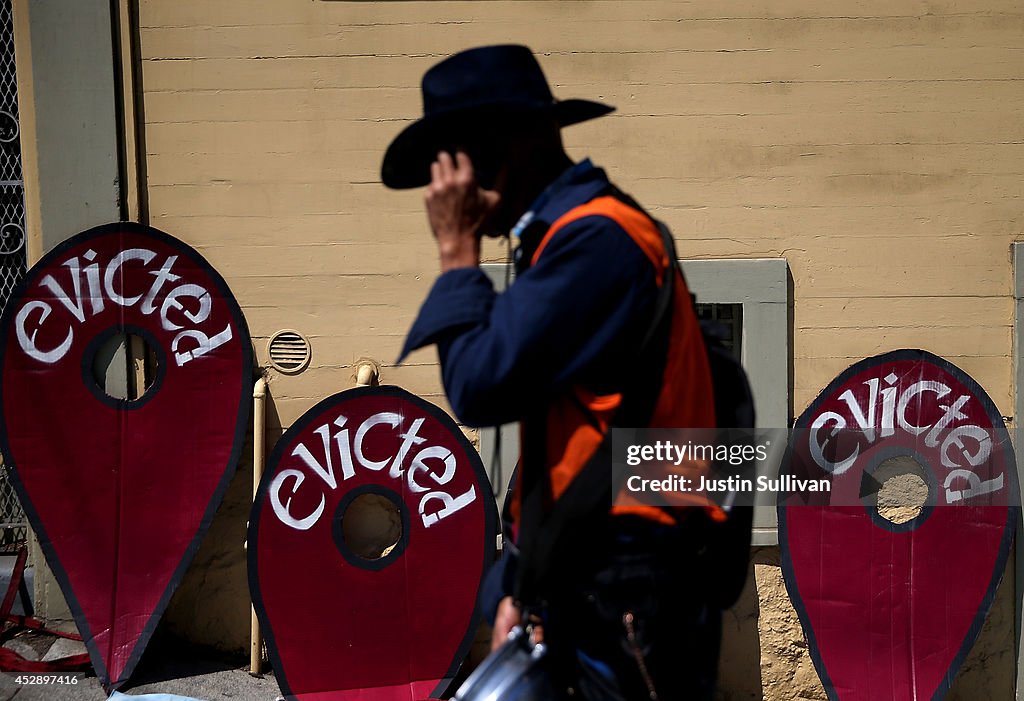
[696,302,743,361]
[0,460,24,547]
[267,330,312,374]
[0,0,27,547]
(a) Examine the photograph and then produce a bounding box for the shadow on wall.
[947,551,1016,701]
[717,549,765,701]
[716,547,1016,701]
[158,385,283,654]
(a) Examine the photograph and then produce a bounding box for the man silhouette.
[386,45,722,700]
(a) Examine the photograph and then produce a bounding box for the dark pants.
[543,518,722,701]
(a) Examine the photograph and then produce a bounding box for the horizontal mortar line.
[141,109,1024,125]
[137,11,1024,31]
[144,115,415,125]
[176,145,1021,164]
[148,211,403,217]
[797,324,1012,330]
[684,240,1004,246]
[799,300,1008,305]
[891,43,1024,48]
[198,242,411,248]
[145,192,1024,203]
[691,231,1014,238]
[145,53,450,61]
[819,172,1023,176]
[143,149,1024,164]
[141,44,1024,60]
[141,78,1024,95]
[262,362,404,370]
[612,110,1024,118]
[795,355,1010,361]
[150,209,396,217]
[650,204,1022,211]
[634,172,1019,181]
[144,180,405,186]
[194,183,404,190]
[805,233,1002,238]
[647,196,1024,207]
[256,339,403,347]
[256,332,407,339]
[500,77,1024,86]
[140,46,1024,60]
[650,196,1024,204]
[261,390,434,399]
[798,294,1009,299]
[140,184,1019,192]
[142,21,474,29]
[246,302,409,309]
[142,47,805,60]
[264,402,451,415]
[145,140,1024,149]
[221,272,398,278]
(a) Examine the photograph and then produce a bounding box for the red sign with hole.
[249,386,497,701]
[779,350,1018,701]
[0,223,252,689]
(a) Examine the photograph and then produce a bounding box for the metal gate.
[0,0,29,547]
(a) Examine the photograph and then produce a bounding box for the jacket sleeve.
[399,215,658,427]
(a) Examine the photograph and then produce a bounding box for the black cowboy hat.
[381,44,614,190]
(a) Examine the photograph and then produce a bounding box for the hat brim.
[380,99,614,190]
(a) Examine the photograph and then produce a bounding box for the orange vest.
[511,196,719,528]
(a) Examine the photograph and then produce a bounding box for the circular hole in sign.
[90,330,160,402]
[872,455,931,526]
[332,486,410,571]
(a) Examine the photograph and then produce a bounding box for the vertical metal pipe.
[250,377,267,676]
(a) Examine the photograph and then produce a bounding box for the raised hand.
[425,150,501,272]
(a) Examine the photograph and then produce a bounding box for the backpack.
[693,314,756,608]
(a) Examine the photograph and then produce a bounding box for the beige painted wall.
[134,1,1022,698]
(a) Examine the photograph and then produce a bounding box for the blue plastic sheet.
[109,692,207,701]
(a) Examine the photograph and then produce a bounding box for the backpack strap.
[514,205,678,610]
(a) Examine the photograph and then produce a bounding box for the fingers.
[430,150,486,202]
[429,159,442,187]
[489,596,520,651]
[427,151,459,199]
[529,624,545,646]
[490,626,507,652]
[455,150,475,183]
[433,150,477,185]
[436,150,455,183]
[481,188,501,211]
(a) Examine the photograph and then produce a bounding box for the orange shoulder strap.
[530,195,670,286]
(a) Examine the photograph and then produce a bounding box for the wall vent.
[267,330,311,374]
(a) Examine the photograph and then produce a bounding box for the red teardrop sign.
[779,350,1018,701]
[249,386,497,701]
[0,223,252,688]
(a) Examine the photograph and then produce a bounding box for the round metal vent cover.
[267,330,311,374]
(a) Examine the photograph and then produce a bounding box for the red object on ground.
[0,223,252,689]
[249,386,497,701]
[0,546,91,673]
[779,350,1017,701]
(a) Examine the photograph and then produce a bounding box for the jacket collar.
[511,159,610,237]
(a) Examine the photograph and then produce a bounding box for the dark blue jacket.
[399,160,660,622]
